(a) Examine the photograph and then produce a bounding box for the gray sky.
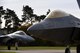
[0,0,80,18]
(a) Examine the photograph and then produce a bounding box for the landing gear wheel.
[65,48,70,53]
[77,44,80,53]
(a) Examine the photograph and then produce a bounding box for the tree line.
[0,5,50,34]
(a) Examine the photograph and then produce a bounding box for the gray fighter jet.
[27,0,80,53]
[27,10,80,53]
[0,30,35,50]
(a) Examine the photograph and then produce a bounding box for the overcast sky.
[0,0,80,18]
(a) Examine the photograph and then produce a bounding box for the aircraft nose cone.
[30,37,35,41]
[26,36,35,42]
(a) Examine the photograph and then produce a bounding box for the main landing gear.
[77,44,80,53]
[65,45,70,53]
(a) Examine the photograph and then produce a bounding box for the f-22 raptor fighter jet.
[28,0,80,53]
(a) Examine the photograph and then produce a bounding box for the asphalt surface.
[0,50,76,53]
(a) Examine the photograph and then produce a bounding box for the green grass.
[18,46,76,50]
[0,46,76,50]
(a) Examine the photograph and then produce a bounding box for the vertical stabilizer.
[77,0,80,8]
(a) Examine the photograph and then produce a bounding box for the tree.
[22,5,34,24]
[46,9,50,15]
[3,8,21,33]
[4,9,12,28]
[35,9,50,22]
[8,9,21,30]
[0,6,5,28]
[34,14,46,22]
[39,15,46,21]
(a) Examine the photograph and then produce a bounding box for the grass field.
[0,46,76,53]
[19,46,76,50]
[0,46,76,50]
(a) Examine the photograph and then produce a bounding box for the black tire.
[16,47,18,50]
[8,45,11,50]
[77,44,80,53]
[65,48,70,53]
